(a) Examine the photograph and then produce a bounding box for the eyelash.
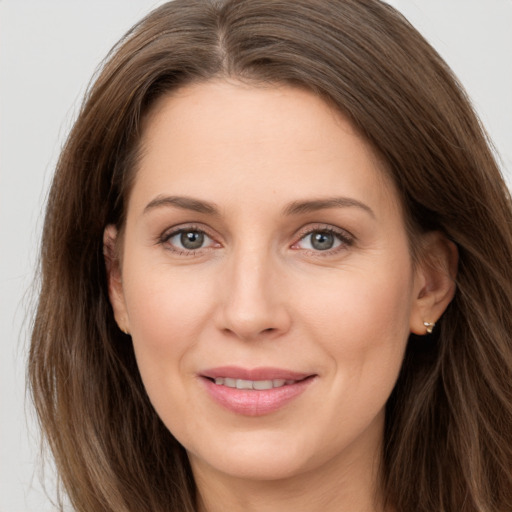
[291,225,354,256]
[158,224,354,256]
[158,224,219,255]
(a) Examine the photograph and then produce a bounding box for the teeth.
[224,377,236,388]
[236,379,253,390]
[213,378,294,389]
[253,380,273,390]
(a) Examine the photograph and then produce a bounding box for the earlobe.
[103,225,130,334]
[410,232,458,335]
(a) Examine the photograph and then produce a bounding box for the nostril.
[221,325,278,340]
[216,300,292,340]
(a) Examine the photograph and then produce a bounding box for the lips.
[200,366,316,416]
[213,377,295,390]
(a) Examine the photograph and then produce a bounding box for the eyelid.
[291,224,355,253]
[158,223,221,253]
[156,222,354,256]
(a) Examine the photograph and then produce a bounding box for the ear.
[409,231,458,335]
[103,225,130,335]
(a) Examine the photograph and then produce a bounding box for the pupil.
[180,231,204,249]
[311,231,334,250]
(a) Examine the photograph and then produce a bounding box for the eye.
[176,230,206,250]
[293,228,352,252]
[299,230,341,251]
[162,228,217,252]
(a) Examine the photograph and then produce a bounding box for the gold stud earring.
[423,321,435,334]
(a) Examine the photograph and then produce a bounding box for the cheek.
[120,262,219,437]
[303,259,412,321]
[121,257,218,394]
[297,259,414,384]
[289,262,413,453]
[124,260,212,337]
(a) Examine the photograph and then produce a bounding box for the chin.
[186,430,318,482]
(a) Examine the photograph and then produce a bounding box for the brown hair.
[29,1,512,511]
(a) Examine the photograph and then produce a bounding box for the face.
[107,81,434,484]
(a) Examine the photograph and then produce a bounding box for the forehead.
[130,80,400,220]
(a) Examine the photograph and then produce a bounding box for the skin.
[106,81,456,512]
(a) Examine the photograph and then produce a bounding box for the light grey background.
[1,1,511,511]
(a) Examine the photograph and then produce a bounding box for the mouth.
[199,367,317,416]
[209,377,300,390]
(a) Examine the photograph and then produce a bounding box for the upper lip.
[200,366,314,381]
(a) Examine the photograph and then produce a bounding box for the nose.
[215,247,292,341]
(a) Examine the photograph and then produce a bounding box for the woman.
[29,1,512,511]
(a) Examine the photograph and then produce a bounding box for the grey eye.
[296,230,343,251]
[310,231,335,250]
[164,228,217,254]
[179,231,205,249]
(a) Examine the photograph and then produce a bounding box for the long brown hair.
[29,1,512,510]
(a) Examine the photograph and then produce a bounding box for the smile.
[200,367,316,416]
[213,378,296,390]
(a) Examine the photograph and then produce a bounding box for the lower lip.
[201,376,315,416]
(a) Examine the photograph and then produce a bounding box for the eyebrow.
[143,194,375,219]
[283,197,375,218]
[143,195,219,215]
